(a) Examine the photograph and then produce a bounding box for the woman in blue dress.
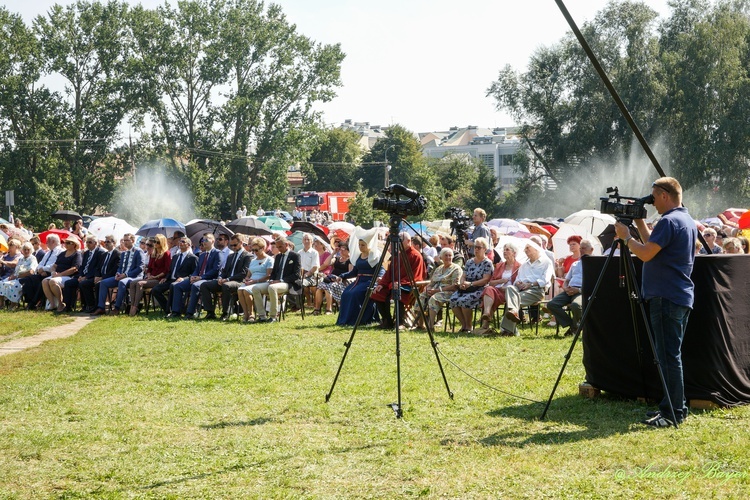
[336,229,384,326]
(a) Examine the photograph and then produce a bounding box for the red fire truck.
[294,191,355,221]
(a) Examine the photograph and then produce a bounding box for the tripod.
[540,233,678,428]
[325,214,454,418]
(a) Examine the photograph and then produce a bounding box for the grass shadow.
[200,417,275,430]
[481,394,640,448]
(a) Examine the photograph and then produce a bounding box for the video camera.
[445,207,471,235]
[372,184,427,218]
[600,186,654,223]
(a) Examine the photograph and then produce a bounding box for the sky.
[8,0,672,133]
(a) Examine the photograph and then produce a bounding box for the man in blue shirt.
[615,177,697,428]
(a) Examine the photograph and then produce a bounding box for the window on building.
[478,154,494,169]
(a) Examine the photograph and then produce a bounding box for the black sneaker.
[641,412,675,428]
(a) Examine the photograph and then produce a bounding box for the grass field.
[1,310,748,498]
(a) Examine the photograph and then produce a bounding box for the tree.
[301,126,362,191]
[214,0,345,214]
[347,182,380,228]
[35,0,137,213]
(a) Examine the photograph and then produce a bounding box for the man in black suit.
[252,236,301,323]
[63,235,106,312]
[199,234,251,320]
[153,236,198,315]
[87,234,121,312]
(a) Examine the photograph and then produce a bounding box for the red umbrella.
[38,229,81,247]
[720,208,747,224]
[738,211,750,230]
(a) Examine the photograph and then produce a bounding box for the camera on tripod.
[372,184,427,217]
[445,207,471,233]
[600,186,654,223]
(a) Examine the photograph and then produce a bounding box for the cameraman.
[614,177,697,428]
[467,208,491,257]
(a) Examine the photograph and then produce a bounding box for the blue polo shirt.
[642,207,697,308]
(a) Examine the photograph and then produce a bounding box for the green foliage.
[346,182,380,227]
[0,0,343,225]
[302,126,363,191]
[488,0,750,214]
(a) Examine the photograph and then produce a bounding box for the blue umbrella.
[136,218,186,238]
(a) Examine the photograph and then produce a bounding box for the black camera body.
[600,186,653,222]
[372,184,427,218]
[445,207,471,235]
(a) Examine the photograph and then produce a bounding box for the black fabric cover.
[581,254,750,407]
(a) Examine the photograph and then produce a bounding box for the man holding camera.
[614,177,697,428]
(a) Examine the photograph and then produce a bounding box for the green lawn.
[0,311,748,498]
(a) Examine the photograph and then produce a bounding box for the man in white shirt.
[236,205,247,219]
[20,234,64,309]
[546,239,594,336]
[298,233,320,306]
[256,206,264,217]
[500,241,554,336]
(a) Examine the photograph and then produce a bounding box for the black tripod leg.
[540,242,620,420]
[325,239,392,403]
[398,241,454,400]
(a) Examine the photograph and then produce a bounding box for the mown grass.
[0,310,74,341]
[0,311,748,498]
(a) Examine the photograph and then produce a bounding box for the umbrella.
[186,219,235,248]
[719,208,747,225]
[487,218,527,235]
[286,230,306,250]
[564,209,616,237]
[136,218,186,238]
[257,215,291,231]
[551,223,602,261]
[38,229,81,247]
[738,211,750,230]
[51,209,82,221]
[541,224,558,236]
[520,221,552,239]
[0,233,7,252]
[701,217,722,227]
[400,222,433,238]
[327,221,355,236]
[87,216,137,243]
[1,227,30,242]
[226,217,272,236]
[424,219,453,234]
[291,221,328,240]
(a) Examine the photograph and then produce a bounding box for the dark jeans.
[649,297,691,423]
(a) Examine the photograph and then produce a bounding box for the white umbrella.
[564,209,616,237]
[487,218,528,235]
[552,223,602,261]
[494,234,533,265]
[87,216,137,243]
[425,219,453,234]
[327,221,356,236]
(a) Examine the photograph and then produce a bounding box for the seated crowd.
[1,208,748,338]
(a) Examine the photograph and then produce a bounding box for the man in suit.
[86,234,121,312]
[199,234,251,320]
[168,233,221,318]
[63,235,106,312]
[91,233,143,315]
[30,236,46,263]
[152,236,197,315]
[252,236,301,323]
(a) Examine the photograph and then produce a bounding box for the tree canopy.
[0,0,344,228]
[488,0,750,217]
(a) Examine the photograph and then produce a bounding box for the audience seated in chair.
[252,237,301,323]
[199,234,251,320]
[498,241,554,337]
[474,242,521,335]
[546,239,594,336]
[448,237,493,333]
[415,247,462,330]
